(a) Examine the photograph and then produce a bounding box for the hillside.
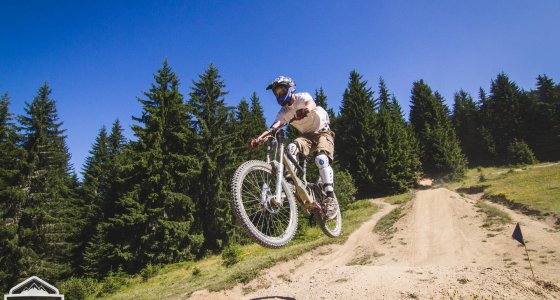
[191,165,560,299]
[99,164,560,299]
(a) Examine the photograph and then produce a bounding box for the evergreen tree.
[0,93,23,206]
[475,87,497,165]
[0,93,26,290]
[99,61,202,274]
[249,92,267,133]
[335,70,379,195]
[17,83,79,281]
[234,93,267,162]
[103,119,128,219]
[373,79,421,194]
[75,126,110,272]
[480,73,526,164]
[188,64,236,252]
[82,120,129,277]
[524,75,560,161]
[409,80,466,180]
[452,90,483,165]
[314,87,336,121]
[234,98,251,152]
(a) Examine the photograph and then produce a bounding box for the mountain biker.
[249,76,338,219]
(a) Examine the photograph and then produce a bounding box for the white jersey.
[274,92,330,134]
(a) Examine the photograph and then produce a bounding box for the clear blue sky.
[1,0,559,177]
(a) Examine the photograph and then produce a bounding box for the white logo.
[4,276,64,300]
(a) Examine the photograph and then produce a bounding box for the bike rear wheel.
[231,160,298,248]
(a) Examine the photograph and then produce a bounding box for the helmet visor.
[272,85,288,99]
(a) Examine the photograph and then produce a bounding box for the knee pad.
[315,153,334,190]
[287,143,298,156]
[315,153,330,169]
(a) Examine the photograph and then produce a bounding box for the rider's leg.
[286,142,299,174]
[315,152,337,219]
[314,131,338,219]
[315,152,334,195]
[290,136,312,175]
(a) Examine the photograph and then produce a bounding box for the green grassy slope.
[451,162,560,216]
[98,199,378,300]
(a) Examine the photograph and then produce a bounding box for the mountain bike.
[231,122,342,248]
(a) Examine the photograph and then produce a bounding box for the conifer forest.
[1,61,559,290]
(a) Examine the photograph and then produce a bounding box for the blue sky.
[1,0,559,176]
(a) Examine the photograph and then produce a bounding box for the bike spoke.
[239,165,294,240]
[241,188,260,202]
[245,172,264,192]
[271,214,284,236]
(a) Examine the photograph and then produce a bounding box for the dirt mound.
[190,188,560,299]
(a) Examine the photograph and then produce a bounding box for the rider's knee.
[287,143,298,156]
[315,152,330,169]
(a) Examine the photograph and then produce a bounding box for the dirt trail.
[190,188,560,299]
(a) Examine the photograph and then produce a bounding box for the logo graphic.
[4,276,64,300]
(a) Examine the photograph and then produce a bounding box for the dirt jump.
[190,186,560,299]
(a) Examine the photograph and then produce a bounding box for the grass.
[372,191,414,240]
[384,190,415,205]
[476,200,512,228]
[482,164,560,215]
[98,199,378,300]
[449,163,560,216]
[374,207,403,239]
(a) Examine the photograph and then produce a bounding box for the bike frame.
[265,128,315,209]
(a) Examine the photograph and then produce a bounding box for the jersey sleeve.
[299,92,314,106]
[274,108,289,124]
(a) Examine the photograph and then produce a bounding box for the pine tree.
[81,120,130,278]
[103,119,128,218]
[475,87,497,165]
[17,83,79,281]
[480,73,526,164]
[409,80,466,180]
[335,70,379,195]
[234,93,267,162]
[373,79,421,194]
[314,87,335,121]
[75,126,110,272]
[0,92,23,205]
[188,64,236,252]
[249,92,268,144]
[452,90,483,165]
[82,121,130,277]
[0,93,26,290]
[98,61,202,274]
[523,75,560,161]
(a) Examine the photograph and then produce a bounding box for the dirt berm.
[190,187,560,299]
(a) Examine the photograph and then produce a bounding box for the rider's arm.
[256,120,282,141]
[304,99,317,111]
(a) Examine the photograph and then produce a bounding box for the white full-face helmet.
[266,76,296,106]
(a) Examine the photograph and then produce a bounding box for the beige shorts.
[293,130,335,161]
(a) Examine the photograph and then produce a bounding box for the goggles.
[272,85,288,100]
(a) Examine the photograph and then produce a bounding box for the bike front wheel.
[231,160,298,248]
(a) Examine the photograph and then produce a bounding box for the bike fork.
[273,143,285,206]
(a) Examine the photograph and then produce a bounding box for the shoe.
[323,196,338,220]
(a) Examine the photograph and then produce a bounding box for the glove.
[248,138,260,151]
[294,108,310,121]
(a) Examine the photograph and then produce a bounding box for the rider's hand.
[248,138,260,151]
[294,108,310,121]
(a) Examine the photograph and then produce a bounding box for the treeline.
[1,61,559,290]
